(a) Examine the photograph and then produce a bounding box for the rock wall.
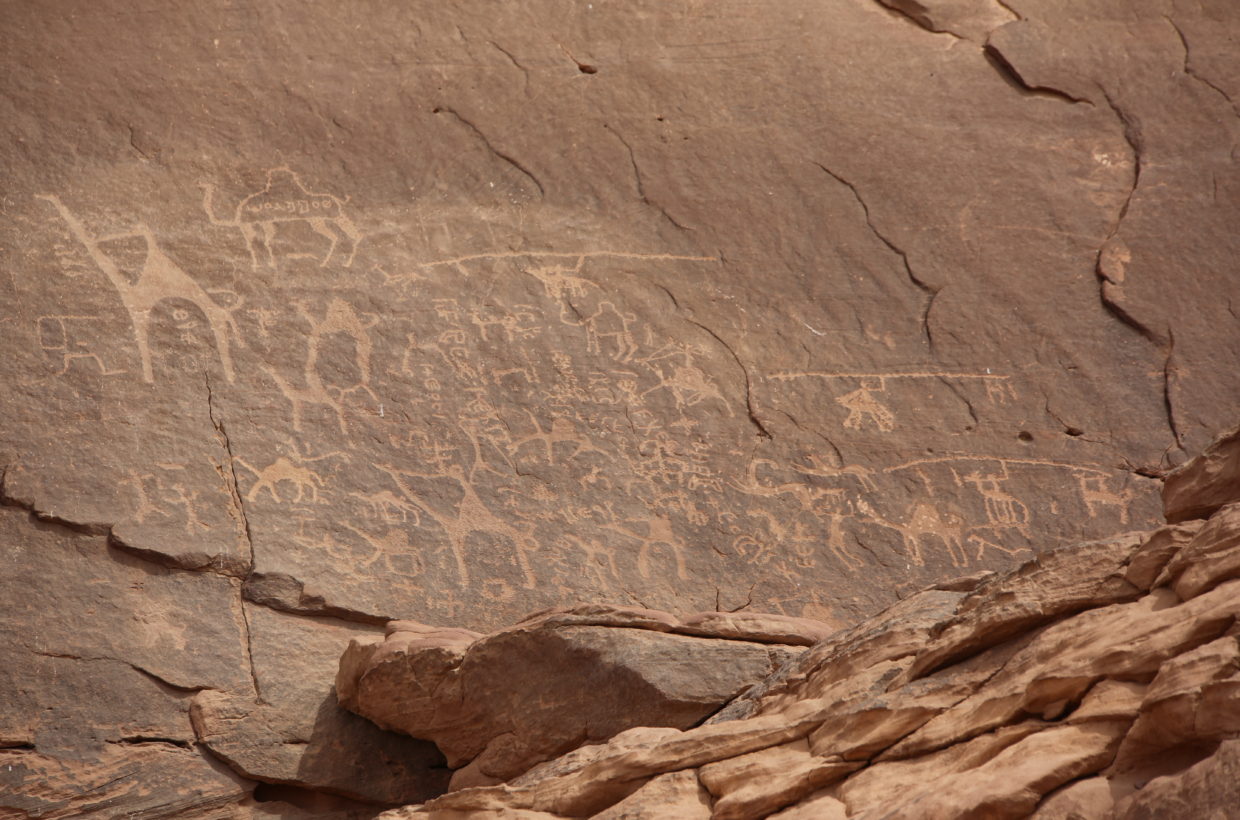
[2,0,1239,815]
[355,422,1240,819]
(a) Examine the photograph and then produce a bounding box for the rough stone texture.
[189,605,451,804]
[0,744,252,819]
[3,0,1240,813]
[337,604,803,784]
[0,504,446,815]
[1163,421,1240,523]
[364,419,1240,818]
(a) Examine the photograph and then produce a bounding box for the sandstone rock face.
[3,0,1240,813]
[337,605,810,786]
[364,422,1240,818]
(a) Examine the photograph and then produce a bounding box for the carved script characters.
[37,315,125,376]
[201,168,362,268]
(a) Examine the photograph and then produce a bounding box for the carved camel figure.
[201,168,362,269]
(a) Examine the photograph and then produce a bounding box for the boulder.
[337,604,806,783]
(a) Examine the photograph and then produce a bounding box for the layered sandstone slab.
[3,0,1240,814]
[337,605,822,787]
[364,420,1240,818]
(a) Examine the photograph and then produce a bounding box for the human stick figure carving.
[37,195,239,383]
[200,168,362,269]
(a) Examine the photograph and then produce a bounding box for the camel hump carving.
[37,194,239,383]
[200,167,362,269]
[238,168,343,221]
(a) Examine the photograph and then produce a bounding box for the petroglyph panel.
[6,3,1240,811]
[4,164,1166,631]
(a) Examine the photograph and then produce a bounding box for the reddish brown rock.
[1157,502,1240,599]
[905,533,1146,681]
[1031,778,1117,820]
[591,771,712,820]
[1124,521,1204,590]
[1163,422,1240,522]
[1114,738,1240,819]
[361,426,1240,817]
[2,0,1240,813]
[337,604,804,784]
[0,744,251,819]
[189,606,448,805]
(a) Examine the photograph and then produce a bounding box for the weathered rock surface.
[337,605,809,786]
[3,0,1240,814]
[0,504,446,816]
[1163,421,1240,523]
[364,421,1240,818]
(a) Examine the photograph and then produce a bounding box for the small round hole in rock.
[1018,431,1034,442]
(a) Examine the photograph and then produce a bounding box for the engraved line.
[414,250,719,268]
[884,455,1113,474]
[770,371,1009,381]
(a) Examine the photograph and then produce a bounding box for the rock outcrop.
[337,606,830,788]
[3,0,1240,814]
[355,420,1240,818]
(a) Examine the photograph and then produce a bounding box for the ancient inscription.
[201,168,363,268]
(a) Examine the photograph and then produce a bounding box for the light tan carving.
[600,515,688,581]
[120,473,160,523]
[836,378,895,432]
[642,346,734,416]
[267,298,377,433]
[38,195,239,382]
[771,370,1014,431]
[265,365,346,433]
[856,498,968,567]
[236,456,326,503]
[299,298,379,403]
[36,315,126,376]
[507,410,609,465]
[957,466,1030,533]
[1076,471,1137,523]
[201,168,362,268]
[468,303,542,343]
[567,534,620,589]
[582,301,639,360]
[351,489,423,525]
[375,463,539,588]
[119,469,208,533]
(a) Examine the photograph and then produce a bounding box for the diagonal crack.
[1162,329,1185,454]
[1094,91,1167,346]
[814,162,939,351]
[936,376,979,426]
[1165,16,1240,121]
[31,648,210,694]
[992,0,1021,20]
[0,466,110,535]
[603,124,692,231]
[433,106,545,197]
[204,374,264,704]
[1094,87,1181,464]
[874,0,965,40]
[983,43,1094,105]
[488,40,530,94]
[656,285,772,439]
[204,373,253,568]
